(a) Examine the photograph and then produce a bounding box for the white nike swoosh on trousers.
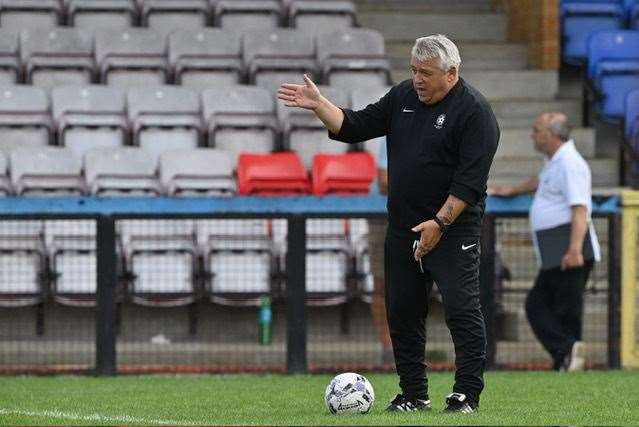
[402,108,414,113]
[462,243,477,251]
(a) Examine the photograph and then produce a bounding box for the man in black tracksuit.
[278,34,499,413]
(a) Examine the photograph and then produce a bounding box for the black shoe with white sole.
[385,394,432,412]
[443,393,477,414]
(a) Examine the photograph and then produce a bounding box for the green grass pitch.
[0,371,637,425]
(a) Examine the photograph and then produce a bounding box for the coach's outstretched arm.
[277,74,344,134]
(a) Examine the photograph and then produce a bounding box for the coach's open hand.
[277,74,321,110]
[411,220,443,260]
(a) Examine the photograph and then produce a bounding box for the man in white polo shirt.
[491,112,600,371]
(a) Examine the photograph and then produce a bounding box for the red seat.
[237,152,310,195]
[311,152,376,195]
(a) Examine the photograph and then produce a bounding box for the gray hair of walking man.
[411,34,462,72]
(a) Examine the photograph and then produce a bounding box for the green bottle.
[259,295,272,345]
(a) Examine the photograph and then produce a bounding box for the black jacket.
[329,78,499,236]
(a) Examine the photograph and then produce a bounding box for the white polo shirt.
[530,140,601,260]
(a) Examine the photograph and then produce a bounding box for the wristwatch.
[433,216,449,234]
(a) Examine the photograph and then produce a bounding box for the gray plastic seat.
[0,30,19,85]
[0,86,52,156]
[142,0,209,35]
[317,29,390,89]
[288,0,356,34]
[95,28,169,89]
[0,0,62,31]
[0,219,46,308]
[52,86,128,160]
[127,86,203,167]
[214,0,281,30]
[202,85,278,165]
[278,86,349,168]
[66,0,138,30]
[84,147,161,196]
[44,220,98,307]
[243,29,317,92]
[119,219,197,307]
[159,148,235,196]
[169,29,242,89]
[20,28,94,90]
[197,218,274,305]
[10,147,85,196]
[350,86,392,161]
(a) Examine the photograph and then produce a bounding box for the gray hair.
[411,34,462,72]
[545,112,571,141]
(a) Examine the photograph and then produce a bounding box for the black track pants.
[384,227,487,405]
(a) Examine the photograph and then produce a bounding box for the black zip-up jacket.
[329,78,499,236]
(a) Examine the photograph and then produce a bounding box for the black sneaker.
[443,393,476,414]
[385,394,432,412]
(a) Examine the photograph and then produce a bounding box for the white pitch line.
[0,408,198,425]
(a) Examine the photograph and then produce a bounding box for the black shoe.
[443,393,477,414]
[385,394,432,412]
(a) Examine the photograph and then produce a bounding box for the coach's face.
[410,57,457,105]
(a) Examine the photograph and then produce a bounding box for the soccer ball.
[324,372,375,414]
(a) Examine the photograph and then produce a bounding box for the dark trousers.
[384,227,486,405]
[525,262,593,369]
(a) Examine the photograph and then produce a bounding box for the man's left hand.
[561,248,584,270]
[411,220,442,260]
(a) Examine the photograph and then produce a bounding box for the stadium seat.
[0,151,11,195]
[95,28,169,89]
[237,152,310,195]
[66,0,139,30]
[44,220,101,307]
[561,1,625,64]
[20,28,95,90]
[587,30,639,121]
[350,86,391,159]
[316,29,390,89]
[243,29,317,92]
[52,86,128,160]
[119,219,199,309]
[0,86,52,156]
[278,86,350,169]
[141,0,210,35]
[10,147,85,196]
[0,220,46,310]
[202,85,279,165]
[288,0,356,34]
[127,86,203,166]
[625,0,639,27]
[0,30,19,85]
[84,147,161,196]
[0,0,62,31]
[159,148,235,196]
[169,29,243,89]
[214,0,281,30]
[626,89,639,140]
[311,152,376,195]
[0,86,52,155]
[197,219,275,305]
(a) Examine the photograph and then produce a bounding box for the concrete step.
[490,99,582,129]
[355,0,494,13]
[489,158,619,187]
[390,70,559,99]
[386,41,528,71]
[496,128,596,159]
[358,12,507,43]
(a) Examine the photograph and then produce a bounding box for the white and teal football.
[324,372,375,415]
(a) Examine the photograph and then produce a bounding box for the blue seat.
[626,89,639,139]
[587,30,639,121]
[625,0,639,28]
[561,1,625,64]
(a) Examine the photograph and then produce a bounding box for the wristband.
[433,216,449,234]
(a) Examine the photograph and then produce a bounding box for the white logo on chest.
[434,114,446,129]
